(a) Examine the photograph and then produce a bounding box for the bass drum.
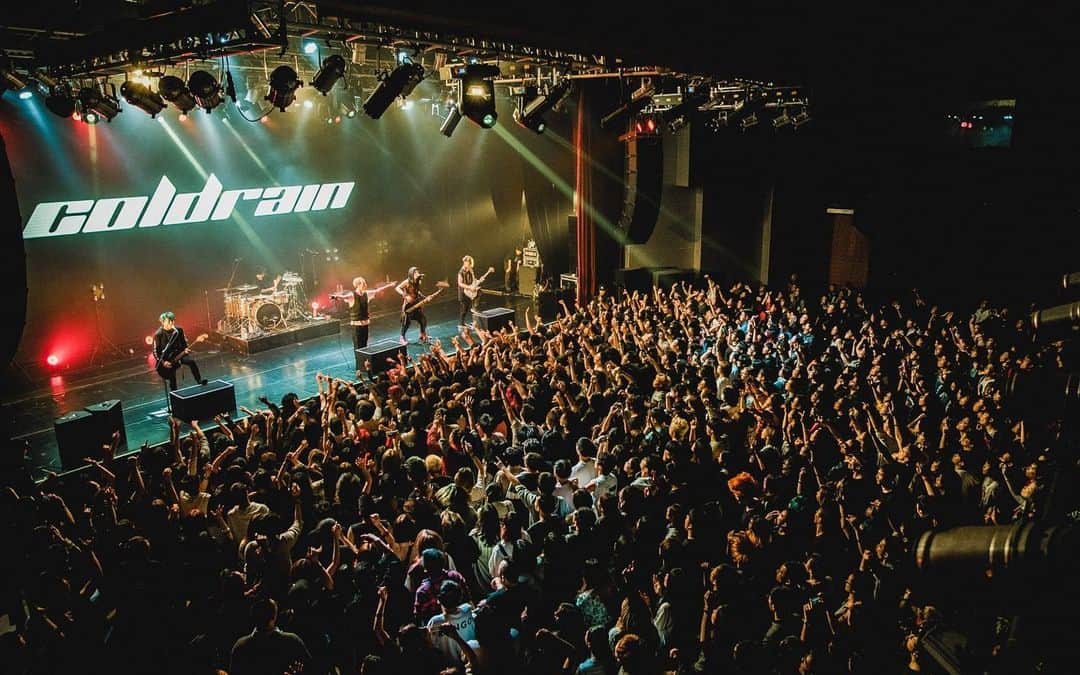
[253,301,283,331]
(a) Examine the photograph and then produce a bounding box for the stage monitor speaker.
[169,380,236,422]
[357,339,407,374]
[55,410,97,471]
[85,399,126,451]
[619,134,663,244]
[475,307,515,333]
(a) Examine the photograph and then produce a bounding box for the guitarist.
[396,267,430,345]
[154,311,207,390]
[457,255,496,330]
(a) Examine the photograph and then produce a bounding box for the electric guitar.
[155,333,209,378]
[463,266,496,300]
[402,280,450,313]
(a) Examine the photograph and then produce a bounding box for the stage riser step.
[213,320,341,355]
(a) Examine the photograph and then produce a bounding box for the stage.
[3,296,531,480]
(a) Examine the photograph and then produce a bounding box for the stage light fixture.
[304,41,318,55]
[77,86,120,122]
[514,79,569,134]
[739,112,759,131]
[311,54,347,95]
[266,65,301,111]
[0,54,28,94]
[188,70,223,111]
[440,103,463,137]
[792,109,811,128]
[362,61,424,119]
[46,354,60,367]
[120,80,166,117]
[18,89,32,100]
[83,111,100,125]
[460,73,497,128]
[601,85,654,128]
[158,75,196,113]
[772,109,792,128]
[45,91,76,118]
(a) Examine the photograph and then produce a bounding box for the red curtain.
[574,89,596,306]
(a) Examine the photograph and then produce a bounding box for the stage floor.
[4,296,530,479]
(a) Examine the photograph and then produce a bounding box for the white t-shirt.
[427,603,477,664]
[587,473,617,500]
[570,458,598,487]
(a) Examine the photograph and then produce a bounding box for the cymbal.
[216,286,238,292]
[234,284,258,291]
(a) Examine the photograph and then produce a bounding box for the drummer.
[253,267,282,294]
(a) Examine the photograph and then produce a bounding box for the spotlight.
[83,112,99,124]
[120,80,166,117]
[303,41,318,55]
[311,54,347,95]
[266,65,302,111]
[188,70,222,112]
[514,79,569,134]
[739,112,759,131]
[339,94,357,118]
[792,109,811,129]
[362,61,424,119]
[440,103,463,137]
[460,71,497,128]
[0,54,28,93]
[18,89,32,100]
[45,91,76,118]
[772,109,792,128]
[78,86,120,122]
[303,99,313,109]
[633,113,661,137]
[159,75,196,113]
[46,354,60,367]
[178,112,188,121]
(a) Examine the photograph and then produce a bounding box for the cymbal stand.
[88,295,125,367]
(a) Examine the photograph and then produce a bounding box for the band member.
[342,277,393,350]
[396,267,429,345]
[154,311,206,390]
[457,255,476,328]
[504,248,522,295]
[253,267,281,293]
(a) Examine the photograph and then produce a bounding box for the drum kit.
[217,272,309,338]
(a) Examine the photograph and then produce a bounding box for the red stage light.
[46,354,60,367]
[335,116,342,124]
[311,301,320,311]
[646,118,656,132]
[144,335,154,346]
[179,113,188,121]
[72,111,81,121]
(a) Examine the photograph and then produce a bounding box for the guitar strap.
[160,329,180,361]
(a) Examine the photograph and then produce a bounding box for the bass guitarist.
[396,267,430,345]
[154,311,208,390]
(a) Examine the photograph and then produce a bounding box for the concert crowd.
[1,277,1068,674]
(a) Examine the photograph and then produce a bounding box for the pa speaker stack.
[357,339,407,374]
[54,399,127,471]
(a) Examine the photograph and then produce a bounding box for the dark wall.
[2,84,576,366]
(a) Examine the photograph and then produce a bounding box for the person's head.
[421,548,447,575]
[255,267,266,280]
[437,579,464,612]
[159,311,175,330]
[250,597,278,630]
[462,255,474,270]
[353,276,367,291]
[614,634,646,673]
[408,266,421,281]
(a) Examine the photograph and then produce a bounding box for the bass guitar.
[403,280,450,313]
[463,266,496,300]
[155,333,209,378]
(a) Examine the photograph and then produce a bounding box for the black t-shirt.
[154,326,187,361]
[349,292,369,322]
[229,627,311,675]
[458,267,475,301]
[401,280,424,312]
